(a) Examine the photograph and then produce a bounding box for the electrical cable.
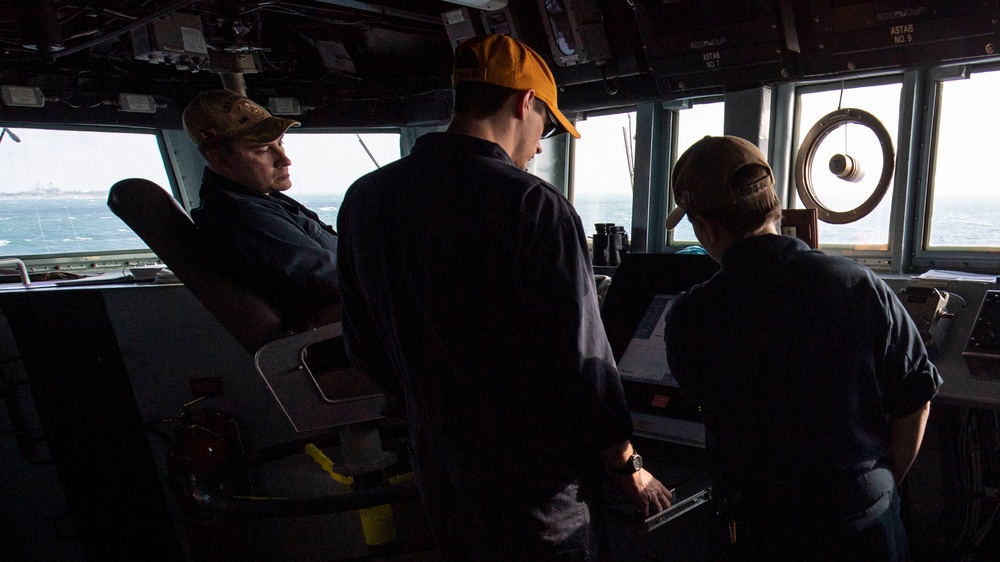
[601,66,619,96]
[969,411,1000,554]
[943,408,1000,560]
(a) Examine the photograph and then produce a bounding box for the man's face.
[513,99,550,170]
[207,136,293,195]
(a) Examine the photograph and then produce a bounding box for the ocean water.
[0,196,143,256]
[1,194,997,259]
[573,193,634,238]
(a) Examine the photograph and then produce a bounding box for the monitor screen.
[617,293,681,387]
[601,253,719,432]
[602,253,719,366]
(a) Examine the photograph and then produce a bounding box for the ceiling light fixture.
[117,93,158,113]
[268,97,303,116]
[1,85,45,108]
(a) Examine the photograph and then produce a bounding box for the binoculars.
[592,223,629,267]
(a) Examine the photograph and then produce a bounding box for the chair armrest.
[254,322,343,375]
[254,322,384,433]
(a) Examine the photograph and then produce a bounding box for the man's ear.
[515,89,536,121]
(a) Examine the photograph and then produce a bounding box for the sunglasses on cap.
[541,106,559,139]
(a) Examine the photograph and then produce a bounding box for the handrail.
[0,258,30,285]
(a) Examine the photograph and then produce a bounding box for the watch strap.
[609,452,642,476]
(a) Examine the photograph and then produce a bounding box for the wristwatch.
[609,452,643,476]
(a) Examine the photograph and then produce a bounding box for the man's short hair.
[196,137,235,159]
[453,81,518,118]
[690,164,783,238]
[666,135,781,237]
[452,80,550,120]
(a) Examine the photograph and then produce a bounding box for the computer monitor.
[601,253,719,446]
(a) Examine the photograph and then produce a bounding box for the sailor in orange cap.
[337,35,672,561]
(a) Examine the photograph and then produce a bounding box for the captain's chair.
[107,178,384,433]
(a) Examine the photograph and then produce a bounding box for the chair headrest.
[108,178,293,350]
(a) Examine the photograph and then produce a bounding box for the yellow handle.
[304,443,398,546]
[304,443,354,486]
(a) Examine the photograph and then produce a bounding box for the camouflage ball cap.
[665,135,774,230]
[183,90,300,147]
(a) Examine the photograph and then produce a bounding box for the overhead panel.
[630,0,800,95]
[536,0,611,67]
[793,0,1000,75]
[130,11,209,71]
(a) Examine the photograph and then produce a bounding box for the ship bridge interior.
[1,1,1000,561]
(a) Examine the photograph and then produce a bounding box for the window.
[533,134,568,197]
[670,101,725,245]
[280,132,401,227]
[572,112,637,240]
[793,81,902,250]
[0,127,170,258]
[926,68,1000,250]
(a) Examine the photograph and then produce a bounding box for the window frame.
[911,61,1000,273]
[780,72,916,273]
[12,62,1000,279]
[662,95,727,250]
[1,124,408,276]
[567,107,641,241]
[262,127,405,228]
[0,123,179,274]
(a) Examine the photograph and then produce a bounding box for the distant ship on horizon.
[0,184,105,198]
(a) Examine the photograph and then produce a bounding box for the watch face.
[612,452,642,475]
[631,453,643,471]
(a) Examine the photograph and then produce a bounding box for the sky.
[933,69,1000,201]
[0,128,402,196]
[280,132,401,195]
[572,112,639,197]
[0,128,171,193]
